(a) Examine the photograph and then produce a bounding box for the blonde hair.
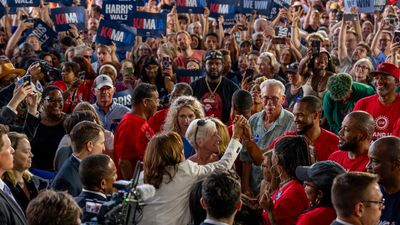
[143,132,185,188]
[74,102,102,125]
[350,58,374,83]
[259,52,280,74]
[213,118,229,156]
[163,96,205,134]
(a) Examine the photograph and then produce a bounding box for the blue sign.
[176,69,205,84]
[96,19,136,51]
[374,0,387,12]
[29,19,57,47]
[129,12,167,37]
[7,0,40,7]
[176,0,205,13]
[102,0,136,22]
[344,0,374,13]
[273,0,290,8]
[239,0,270,15]
[275,26,291,37]
[207,0,236,19]
[51,6,85,32]
[266,1,281,20]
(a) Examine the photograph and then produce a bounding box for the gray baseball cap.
[296,160,346,188]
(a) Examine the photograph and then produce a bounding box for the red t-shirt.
[328,150,368,172]
[296,207,336,225]
[264,180,309,225]
[52,80,90,113]
[173,50,204,69]
[392,118,400,137]
[114,113,154,178]
[353,94,400,139]
[269,129,338,161]
[148,108,169,134]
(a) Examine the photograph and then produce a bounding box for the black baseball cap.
[204,50,223,62]
[296,160,346,188]
[286,62,299,73]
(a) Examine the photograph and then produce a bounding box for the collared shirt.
[203,219,229,225]
[335,218,354,225]
[81,189,107,200]
[240,108,294,194]
[0,179,5,191]
[92,102,129,132]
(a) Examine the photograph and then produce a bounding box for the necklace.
[205,77,222,99]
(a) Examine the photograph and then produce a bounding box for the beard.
[339,136,359,152]
[296,122,314,135]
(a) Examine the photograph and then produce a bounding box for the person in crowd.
[0,124,28,225]
[0,77,40,139]
[114,83,158,179]
[191,50,239,124]
[283,62,304,111]
[200,170,242,225]
[324,73,375,134]
[331,172,383,225]
[349,58,375,88]
[163,96,204,158]
[299,48,336,99]
[148,82,193,134]
[51,121,105,197]
[92,44,116,72]
[295,160,346,225]
[259,150,279,201]
[256,52,285,84]
[31,86,66,172]
[353,62,400,139]
[98,63,119,85]
[241,79,294,197]
[366,136,400,224]
[52,61,89,113]
[174,31,204,69]
[92,74,129,132]
[249,77,267,114]
[75,154,117,222]
[2,132,39,211]
[139,115,245,225]
[186,119,222,165]
[328,111,375,171]
[259,136,312,225]
[53,110,97,171]
[26,190,81,225]
[140,56,169,108]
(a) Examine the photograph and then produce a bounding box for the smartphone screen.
[343,14,356,22]
[17,75,31,86]
[272,37,286,45]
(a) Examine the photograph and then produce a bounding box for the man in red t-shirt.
[270,96,339,161]
[328,111,375,172]
[114,83,158,179]
[173,31,204,69]
[353,62,400,139]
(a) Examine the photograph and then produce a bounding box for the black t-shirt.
[284,83,304,111]
[191,77,239,124]
[31,121,66,171]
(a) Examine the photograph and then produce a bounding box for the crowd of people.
[0,0,399,224]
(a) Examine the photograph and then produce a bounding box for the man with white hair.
[240,79,294,196]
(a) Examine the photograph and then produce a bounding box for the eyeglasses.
[194,119,207,142]
[83,55,91,59]
[45,97,64,104]
[262,96,280,104]
[356,65,369,70]
[361,198,385,210]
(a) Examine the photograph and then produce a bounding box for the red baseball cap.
[370,62,400,80]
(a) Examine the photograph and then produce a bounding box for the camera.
[38,60,62,82]
[394,31,400,43]
[82,162,155,225]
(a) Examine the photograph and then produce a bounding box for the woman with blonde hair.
[186,118,226,165]
[3,132,41,211]
[163,96,204,158]
[140,116,245,225]
[349,58,374,88]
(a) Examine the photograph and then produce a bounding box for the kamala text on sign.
[176,0,205,13]
[99,27,134,43]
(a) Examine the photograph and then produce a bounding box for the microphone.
[134,184,156,201]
